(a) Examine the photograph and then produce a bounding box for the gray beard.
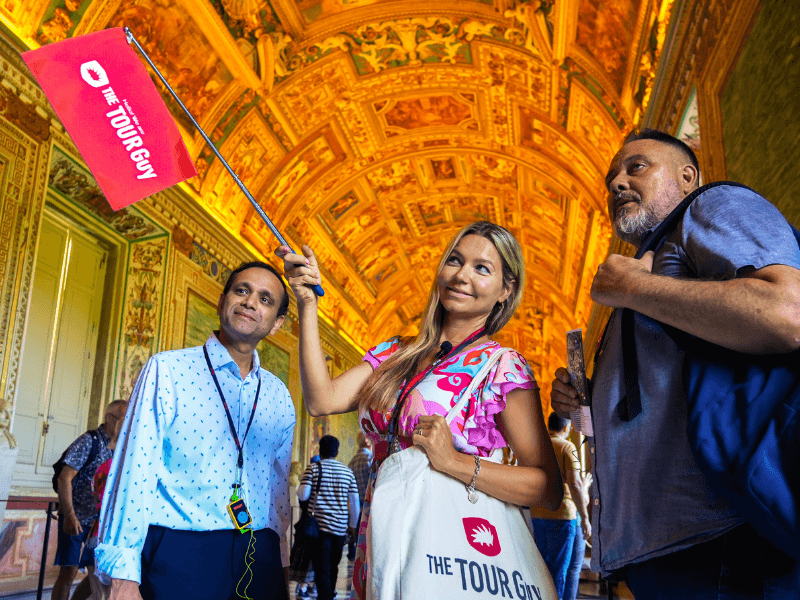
[614,203,663,246]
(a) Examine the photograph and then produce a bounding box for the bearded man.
[551,129,800,598]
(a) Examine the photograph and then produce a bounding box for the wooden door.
[14,212,108,485]
[13,217,66,470]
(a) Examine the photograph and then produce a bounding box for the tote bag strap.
[309,462,323,516]
[445,347,511,425]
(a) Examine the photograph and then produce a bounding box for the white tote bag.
[367,348,557,600]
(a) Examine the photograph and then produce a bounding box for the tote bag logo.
[463,517,501,557]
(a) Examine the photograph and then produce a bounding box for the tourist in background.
[530,413,590,599]
[52,400,127,600]
[346,433,372,561]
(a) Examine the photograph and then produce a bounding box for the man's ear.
[681,163,699,194]
[269,314,286,336]
[217,293,224,316]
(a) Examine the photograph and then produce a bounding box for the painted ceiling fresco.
[6,0,674,395]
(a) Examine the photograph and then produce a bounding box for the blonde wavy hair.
[359,221,525,414]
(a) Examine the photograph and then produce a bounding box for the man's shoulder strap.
[621,182,750,421]
[619,181,800,422]
[636,181,753,258]
[84,429,102,469]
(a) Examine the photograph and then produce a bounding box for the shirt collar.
[205,332,261,379]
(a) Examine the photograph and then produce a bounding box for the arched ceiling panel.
[10,0,675,398]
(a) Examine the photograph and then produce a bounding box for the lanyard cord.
[387,328,486,445]
[203,345,262,470]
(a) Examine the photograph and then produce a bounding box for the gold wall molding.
[112,235,169,400]
[71,0,123,38]
[142,186,253,274]
[280,2,509,45]
[694,0,759,182]
[0,116,49,432]
[0,1,47,43]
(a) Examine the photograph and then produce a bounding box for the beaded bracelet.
[466,455,481,504]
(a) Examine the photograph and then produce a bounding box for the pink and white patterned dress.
[350,337,538,600]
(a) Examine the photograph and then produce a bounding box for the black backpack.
[52,429,101,493]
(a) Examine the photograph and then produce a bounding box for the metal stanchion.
[37,501,56,600]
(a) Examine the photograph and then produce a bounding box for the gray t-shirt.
[590,184,800,577]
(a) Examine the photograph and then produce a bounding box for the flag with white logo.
[22,28,196,210]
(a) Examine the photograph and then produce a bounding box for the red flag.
[22,28,197,210]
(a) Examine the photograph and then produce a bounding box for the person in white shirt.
[96,262,295,600]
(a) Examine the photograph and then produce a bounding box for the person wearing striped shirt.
[297,435,359,600]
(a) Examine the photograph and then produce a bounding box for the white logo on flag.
[80,61,109,88]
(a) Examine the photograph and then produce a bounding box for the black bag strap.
[85,429,101,470]
[69,429,102,475]
[309,462,323,516]
[617,182,754,422]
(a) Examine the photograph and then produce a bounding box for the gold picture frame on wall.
[257,337,290,387]
[185,290,219,348]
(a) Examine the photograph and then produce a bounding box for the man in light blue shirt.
[96,262,295,600]
[551,129,800,597]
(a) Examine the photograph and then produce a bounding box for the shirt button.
[590,447,595,454]
[594,499,599,506]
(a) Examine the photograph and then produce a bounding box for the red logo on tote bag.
[463,518,501,557]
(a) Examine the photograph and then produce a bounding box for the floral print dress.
[349,337,538,600]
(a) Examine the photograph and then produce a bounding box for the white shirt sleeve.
[297,482,311,502]
[348,491,361,529]
[297,463,315,501]
[95,356,170,584]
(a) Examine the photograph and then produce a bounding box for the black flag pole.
[123,26,324,297]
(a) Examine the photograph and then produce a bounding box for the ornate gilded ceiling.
[5,0,674,385]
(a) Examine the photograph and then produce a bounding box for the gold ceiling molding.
[6,0,677,398]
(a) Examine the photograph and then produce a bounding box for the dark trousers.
[622,523,800,599]
[140,525,289,600]
[310,532,345,600]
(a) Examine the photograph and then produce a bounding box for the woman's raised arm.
[277,245,373,416]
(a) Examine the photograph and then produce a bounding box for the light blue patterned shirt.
[95,334,295,583]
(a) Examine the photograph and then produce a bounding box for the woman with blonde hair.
[278,221,562,600]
